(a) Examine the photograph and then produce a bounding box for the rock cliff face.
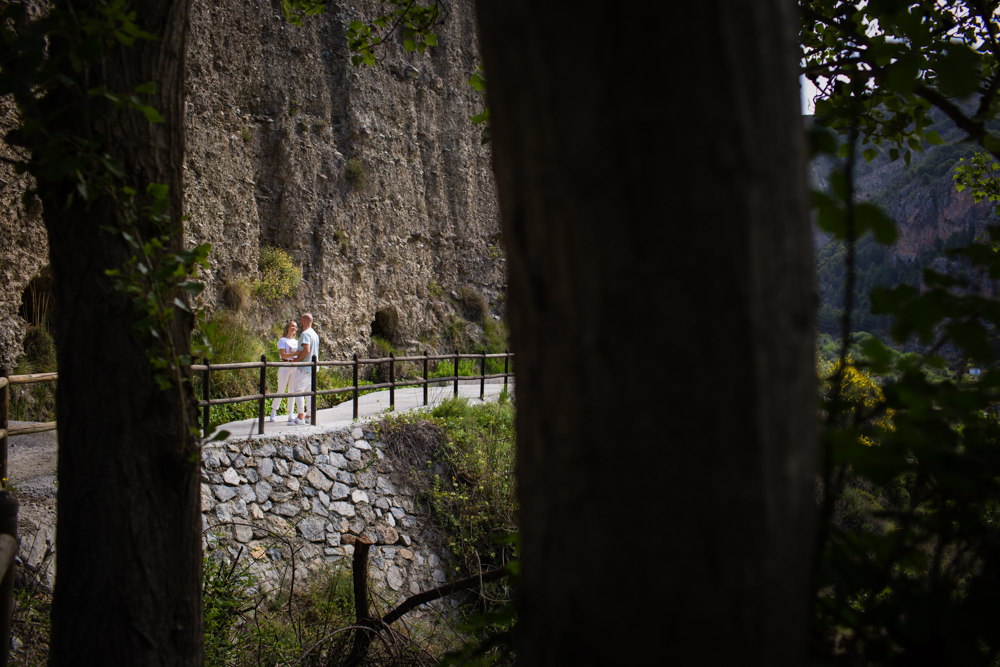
[0,98,47,369]
[879,178,993,259]
[0,0,503,367]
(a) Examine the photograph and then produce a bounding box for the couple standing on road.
[270,312,320,425]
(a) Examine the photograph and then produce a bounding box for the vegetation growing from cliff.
[255,246,302,304]
[816,222,979,335]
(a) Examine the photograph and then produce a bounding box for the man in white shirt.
[291,313,320,424]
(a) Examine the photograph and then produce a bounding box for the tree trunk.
[476,1,815,663]
[36,2,202,664]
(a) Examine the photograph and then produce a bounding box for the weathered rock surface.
[0,0,503,367]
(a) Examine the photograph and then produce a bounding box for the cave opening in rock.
[370,308,398,342]
[19,267,54,330]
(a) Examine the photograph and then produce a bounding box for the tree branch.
[381,566,509,626]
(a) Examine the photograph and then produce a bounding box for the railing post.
[353,353,359,420]
[311,355,318,426]
[389,352,395,411]
[258,355,267,436]
[453,349,460,398]
[504,351,509,392]
[480,350,486,400]
[423,350,429,406]
[0,366,7,489]
[0,490,18,667]
[203,359,211,438]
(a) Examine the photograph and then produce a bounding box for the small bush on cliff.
[254,246,302,304]
[345,158,365,190]
[219,273,250,313]
[22,326,55,373]
[456,286,486,322]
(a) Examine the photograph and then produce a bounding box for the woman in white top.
[270,320,303,422]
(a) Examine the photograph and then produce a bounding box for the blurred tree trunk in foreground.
[32,1,203,664]
[476,0,816,663]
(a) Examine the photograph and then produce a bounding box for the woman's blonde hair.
[283,320,297,338]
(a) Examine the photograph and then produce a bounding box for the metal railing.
[192,350,514,437]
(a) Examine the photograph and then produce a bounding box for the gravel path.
[6,421,58,588]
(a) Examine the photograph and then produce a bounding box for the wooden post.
[480,350,487,400]
[504,351,509,392]
[0,490,18,667]
[389,352,395,411]
[423,350,429,406]
[343,534,375,667]
[353,353,359,420]
[453,349,460,398]
[311,355,318,426]
[203,359,211,438]
[0,366,7,490]
[258,355,267,436]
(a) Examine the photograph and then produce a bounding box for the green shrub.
[255,247,301,304]
[22,325,56,373]
[219,273,250,313]
[378,398,517,575]
[456,285,487,322]
[203,553,256,667]
[345,158,365,189]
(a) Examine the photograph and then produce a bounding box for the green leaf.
[886,53,921,93]
[101,156,125,178]
[863,148,878,163]
[147,182,169,200]
[863,338,894,371]
[140,105,164,123]
[947,321,993,362]
[933,43,981,97]
[403,38,416,52]
[813,190,846,238]
[808,127,837,157]
[925,130,945,145]
[134,81,156,94]
[855,202,897,245]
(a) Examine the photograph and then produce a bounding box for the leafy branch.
[0,0,219,442]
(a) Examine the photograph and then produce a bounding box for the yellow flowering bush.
[254,246,301,303]
[820,356,893,443]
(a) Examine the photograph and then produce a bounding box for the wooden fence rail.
[192,349,514,438]
[0,347,514,663]
[0,366,25,667]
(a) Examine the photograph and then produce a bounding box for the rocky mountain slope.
[0,0,503,368]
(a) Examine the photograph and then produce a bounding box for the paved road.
[210,378,514,441]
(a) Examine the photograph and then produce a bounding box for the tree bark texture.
[36,1,201,664]
[476,1,815,664]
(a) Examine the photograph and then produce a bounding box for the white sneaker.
[293,417,305,425]
[268,416,275,422]
[287,417,296,424]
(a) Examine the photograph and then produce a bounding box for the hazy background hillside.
[813,104,1000,337]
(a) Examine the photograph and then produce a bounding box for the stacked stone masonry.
[201,423,449,601]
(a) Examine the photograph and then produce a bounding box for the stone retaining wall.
[200,422,449,601]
